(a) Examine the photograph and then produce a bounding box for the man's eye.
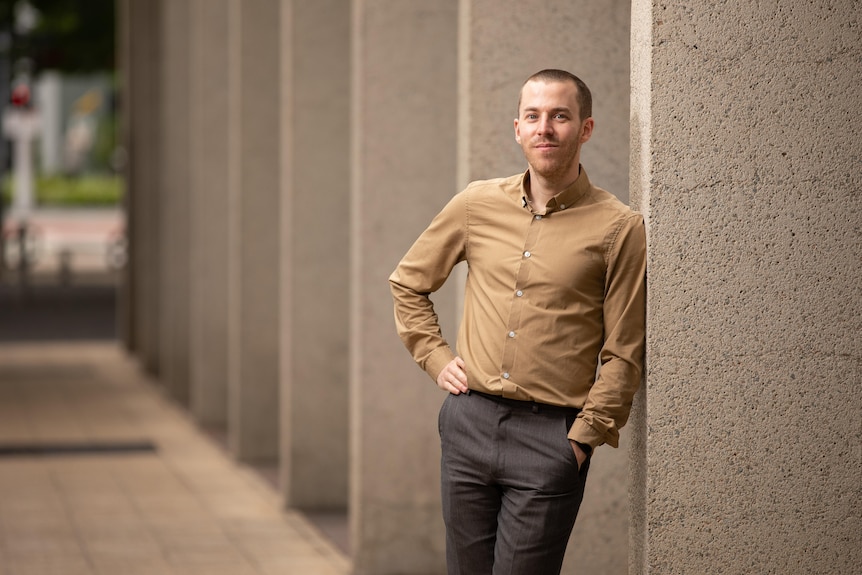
[526,114,538,120]
[554,113,568,120]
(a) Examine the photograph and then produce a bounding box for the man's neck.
[526,165,581,209]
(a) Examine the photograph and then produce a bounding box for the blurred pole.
[15,220,28,291]
[3,102,40,220]
[0,27,10,281]
[2,77,40,295]
[2,0,41,291]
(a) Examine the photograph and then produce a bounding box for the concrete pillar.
[350,1,458,572]
[116,0,133,351]
[630,1,862,573]
[458,2,631,573]
[279,0,350,510]
[227,0,281,464]
[188,0,230,428]
[158,0,191,403]
[121,0,162,374]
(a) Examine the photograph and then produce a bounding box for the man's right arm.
[389,193,467,384]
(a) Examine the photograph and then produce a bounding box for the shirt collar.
[518,165,591,213]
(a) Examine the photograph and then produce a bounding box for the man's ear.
[580,117,595,144]
[514,118,521,143]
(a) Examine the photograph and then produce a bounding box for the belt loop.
[532,404,539,413]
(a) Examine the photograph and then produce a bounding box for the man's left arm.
[569,212,647,451]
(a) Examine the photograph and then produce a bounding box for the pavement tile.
[173,565,259,575]
[3,555,94,575]
[81,529,162,559]
[63,495,137,516]
[0,499,66,519]
[162,541,253,567]
[223,517,306,542]
[67,509,143,532]
[91,558,177,575]
[0,343,351,575]
[3,534,84,558]
[257,557,347,575]
[1,509,71,533]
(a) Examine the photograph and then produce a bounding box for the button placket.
[500,211,541,383]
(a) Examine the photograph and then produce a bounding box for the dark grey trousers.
[439,390,590,575]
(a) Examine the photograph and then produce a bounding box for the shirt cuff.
[424,346,456,384]
[567,417,605,451]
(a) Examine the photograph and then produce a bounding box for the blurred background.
[0,0,121,342]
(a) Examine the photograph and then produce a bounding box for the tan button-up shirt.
[389,167,646,450]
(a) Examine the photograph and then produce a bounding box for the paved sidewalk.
[0,343,351,575]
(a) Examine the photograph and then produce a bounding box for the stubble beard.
[527,140,581,183]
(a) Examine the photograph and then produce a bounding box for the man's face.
[514,79,593,183]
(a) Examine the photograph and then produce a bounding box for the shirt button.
[523,251,531,258]
[508,331,516,338]
[534,215,542,220]
[502,372,510,379]
[516,290,523,297]
[560,204,566,209]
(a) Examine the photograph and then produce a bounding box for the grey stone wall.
[279,0,351,510]
[227,0,281,464]
[189,0,230,428]
[157,0,191,404]
[350,1,458,573]
[120,0,162,374]
[630,0,862,572]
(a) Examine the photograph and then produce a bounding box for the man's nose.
[537,115,553,135]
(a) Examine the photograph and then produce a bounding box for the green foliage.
[0,0,115,73]
[93,110,116,169]
[2,174,123,207]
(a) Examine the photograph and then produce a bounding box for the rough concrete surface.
[631,0,861,573]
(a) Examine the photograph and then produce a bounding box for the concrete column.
[350,1,458,572]
[630,1,862,573]
[279,0,350,510]
[227,0,281,464]
[458,2,632,573]
[188,0,230,428]
[122,0,162,374]
[116,0,133,351]
[158,0,191,403]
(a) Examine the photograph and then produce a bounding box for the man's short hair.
[519,69,592,121]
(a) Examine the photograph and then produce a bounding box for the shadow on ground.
[0,281,116,342]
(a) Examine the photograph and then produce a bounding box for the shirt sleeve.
[569,212,646,449]
[389,192,468,383]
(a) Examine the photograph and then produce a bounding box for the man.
[389,69,646,574]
